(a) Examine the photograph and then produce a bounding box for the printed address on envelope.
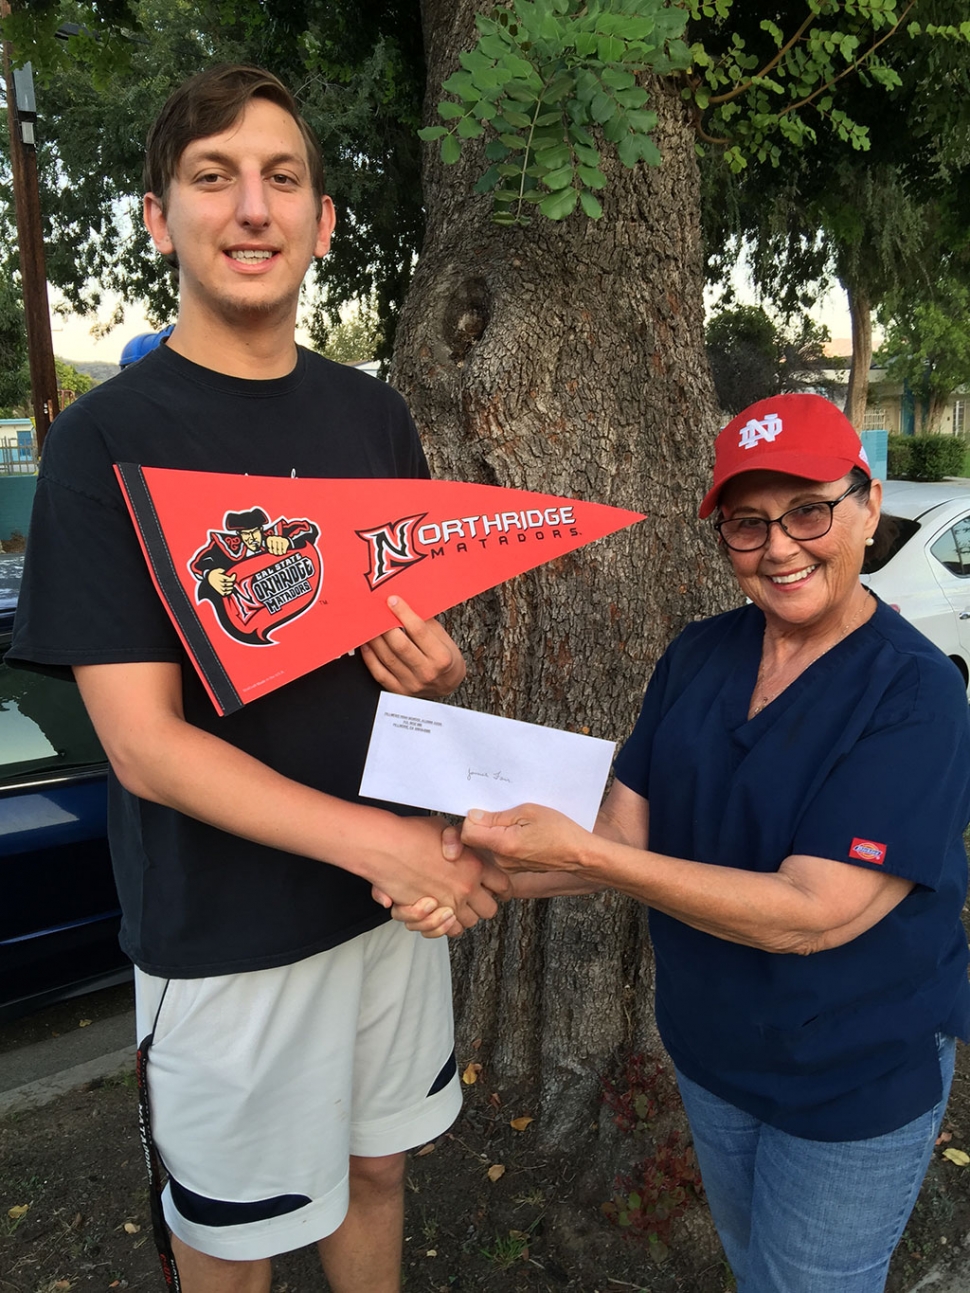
[360,692,615,831]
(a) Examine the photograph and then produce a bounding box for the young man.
[9,65,506,1293]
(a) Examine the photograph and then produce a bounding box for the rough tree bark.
[844,281,872,430]
[392,0,739,1148]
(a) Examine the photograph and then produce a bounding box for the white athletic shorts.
[134,919,461,1262]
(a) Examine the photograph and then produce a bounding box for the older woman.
[394,394,970,1292]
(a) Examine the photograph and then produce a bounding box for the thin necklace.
[750,596,872,718]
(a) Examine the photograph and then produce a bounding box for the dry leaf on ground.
[487,1163,506,1182]
[462,1062,482,1085]
[510,1116,534,1132]
[943,1147,970,1166]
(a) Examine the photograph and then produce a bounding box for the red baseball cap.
[699,393,871,519]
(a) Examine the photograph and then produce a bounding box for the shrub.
[887,433,912,479]
[907,435,966,481]
[886,434,966,481]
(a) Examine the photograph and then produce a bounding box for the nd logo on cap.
[738,412,783,450]
[699,393,872,520]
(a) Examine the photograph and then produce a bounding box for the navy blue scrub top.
[614,598,970,1142]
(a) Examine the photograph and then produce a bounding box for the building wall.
[0,476,37,543]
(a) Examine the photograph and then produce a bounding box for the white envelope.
[360,692,615,831]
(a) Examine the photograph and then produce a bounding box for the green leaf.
[578,164,606,189]
[591,92,616,124]
[542,163,575,190]
[540,186,579,220]
[471,66,506,94]
[579,189,603,219]
[597,35,625,62]
[440,135,461,165]
[574,30,598,59]
[418,126,448,141]
[474,166,501,194]
[478,34,511,60]
[568,124,597,149]
[602,113,628,144]
[626,109,659,132]
[544,72,575,103]
[573,144,601,166]
[437,101,466,121]
[503,108,534,129]
[507,56,539,82]
[505,79,540,102]
[600,67,635,91]
[615,88,649,110]
[459,48,492,73]
[457,116,485,138]
[616,133,637,168]
[534,143,571,170]
[441,70,478,101]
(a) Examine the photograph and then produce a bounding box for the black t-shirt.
[9,344,430,976]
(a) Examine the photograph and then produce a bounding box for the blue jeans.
[675,1036,956,1293]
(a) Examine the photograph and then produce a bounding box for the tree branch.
[778,0,916,120]
[708,13,817,107]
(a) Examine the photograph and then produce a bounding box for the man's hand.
[369,814,508,931]
[206,568,236,596]
[265,534,291,555]
[359,595,465,698]
[372,821,512,937]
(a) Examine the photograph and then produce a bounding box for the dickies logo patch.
[849,838,887,865]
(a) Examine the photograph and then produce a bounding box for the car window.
[930,517,970,578]
[862,513,921,575]
[0,653,106,785]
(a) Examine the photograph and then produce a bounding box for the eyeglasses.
[714,481,868,552]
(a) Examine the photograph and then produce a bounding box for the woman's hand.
[461,803,589,873]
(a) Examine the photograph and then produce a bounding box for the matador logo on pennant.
[190,507,323,644]
[115,466,645,715]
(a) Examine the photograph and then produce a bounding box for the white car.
[862,480,970,694]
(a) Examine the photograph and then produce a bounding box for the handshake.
[373,802,592,938]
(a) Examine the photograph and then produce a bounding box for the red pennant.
[115,466,645,714]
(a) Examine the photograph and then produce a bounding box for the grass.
[479,1230,533,1269]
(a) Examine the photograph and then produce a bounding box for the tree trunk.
[392,0,739,1149]
[922,393,948,436]
[844,280,872,430]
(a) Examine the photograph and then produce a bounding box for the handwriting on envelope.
[360,693,615,831]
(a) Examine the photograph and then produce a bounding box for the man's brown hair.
[144,64,326,212]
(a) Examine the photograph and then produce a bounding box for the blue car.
[0,551,130,1019]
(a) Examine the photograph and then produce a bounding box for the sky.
[51,279,856,367]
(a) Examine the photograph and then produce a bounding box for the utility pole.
[1,0,60,454]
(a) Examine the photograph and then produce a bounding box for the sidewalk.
[0,1007,135,1116]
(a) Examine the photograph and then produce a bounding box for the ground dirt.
[2,1030,970,1293]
